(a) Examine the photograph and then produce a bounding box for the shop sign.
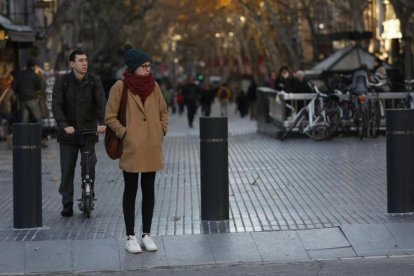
[382,18,403,39]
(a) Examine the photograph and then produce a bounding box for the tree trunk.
[300,0,320,62]
[236,1,279,69]
[263,0,300,68]
[390,0,414,80]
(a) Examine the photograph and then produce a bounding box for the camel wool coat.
[105,80,168,173]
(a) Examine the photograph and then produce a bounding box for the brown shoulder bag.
[105,81,128,160]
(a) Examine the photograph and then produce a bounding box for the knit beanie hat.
[123,47,151,73]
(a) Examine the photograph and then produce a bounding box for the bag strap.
[0,88,10,105]
[118,81,128,126]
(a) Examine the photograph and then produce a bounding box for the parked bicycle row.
[260,74,414,141]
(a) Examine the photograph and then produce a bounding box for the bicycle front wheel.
[280,111,306,141]
[355,106,368,139]
[325,108,341,139]
[84,196,91,218]
[309,123,329,141]
[308,108,340,141]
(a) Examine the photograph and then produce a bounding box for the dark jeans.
[20,99,42,124]
[201,103,211,117]
[59,142,97,206]
[122,171,156,236]
[178,103,184,116]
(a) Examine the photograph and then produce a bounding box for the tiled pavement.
[2,101,414,274]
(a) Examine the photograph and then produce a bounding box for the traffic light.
[197,73,205,81]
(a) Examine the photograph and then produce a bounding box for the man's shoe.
[61,204,73,217]
[126,235,142,253]
[141,234,158,251]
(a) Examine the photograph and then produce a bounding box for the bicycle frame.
[350,79,388,139]
[302,95,323,135]
[281,85,342,141]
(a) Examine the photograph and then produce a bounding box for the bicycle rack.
[258,87,414,136]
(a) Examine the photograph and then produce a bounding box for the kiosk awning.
[0,15,35,43]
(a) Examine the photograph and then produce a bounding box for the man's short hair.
[69,49,86,62]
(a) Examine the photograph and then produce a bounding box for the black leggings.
[122,171,156,236]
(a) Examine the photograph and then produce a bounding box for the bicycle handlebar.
[75,129,98,135]
[368,80,387,87]
[309,83,331,98]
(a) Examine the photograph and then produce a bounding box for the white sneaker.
[126,235,142,253]
[142,235,158,251]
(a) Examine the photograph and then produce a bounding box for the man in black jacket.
[182,76,200,128]
[14,59,49,147]
[13,58,42,123]
[52,49,106,217]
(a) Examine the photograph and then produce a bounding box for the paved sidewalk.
[1,101,414,274]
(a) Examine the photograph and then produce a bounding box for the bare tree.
[299,0,323,62]
[42,0,410,83]
[44,0,157,71]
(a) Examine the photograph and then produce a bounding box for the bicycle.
[280,84,342,141]
[347,69,380,140]
[75,129,98,218]
[367,81,387,138]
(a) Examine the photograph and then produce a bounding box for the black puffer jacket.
[52,72,106,144]
[13,69,41,101]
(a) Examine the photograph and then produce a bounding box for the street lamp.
[0,29,7,41]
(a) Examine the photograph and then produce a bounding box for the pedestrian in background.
[217,82,232,116]
[199,82,214,117]
[105,45,168,254]
[52,49,107,217]
[176,89,185,116]
[34,64,50,145]
[292,71,312,93]
[275,65,294,93]
[370,57,390,92]
[13,59,41,123]
[264,71,277,89]
[247,77,257,120]
[13,58,48,147]
[235,85,248,118]
[291,70,312,111]
[0,72,16,144]
[181,75,199,128]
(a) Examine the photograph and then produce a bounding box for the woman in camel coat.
[105,45,168,254]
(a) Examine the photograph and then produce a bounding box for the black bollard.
[200,117,229,221]
[386,109,414,213]
[13,123,42,228]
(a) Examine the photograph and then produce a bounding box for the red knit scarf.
[123,70,155,104]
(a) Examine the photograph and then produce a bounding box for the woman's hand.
[98,125,106,133]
